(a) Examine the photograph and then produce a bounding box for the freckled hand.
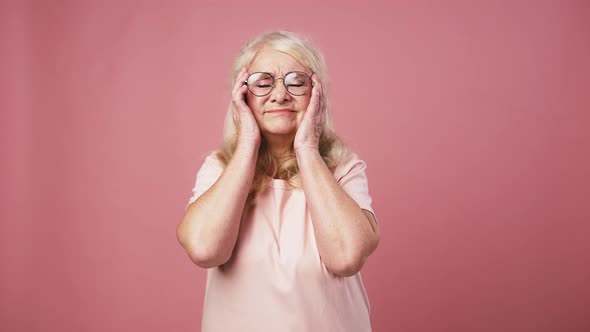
[294,74,324,151]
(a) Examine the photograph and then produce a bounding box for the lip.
[265,108,295,114]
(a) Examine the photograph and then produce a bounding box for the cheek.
[246,97,265,123]
[296,112,305,125]
[246,95,262,112]
[300,95,312,110]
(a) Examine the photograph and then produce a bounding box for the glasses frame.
[243,71,314,97]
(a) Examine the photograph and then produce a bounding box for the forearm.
[177,143,259,268]
[296,147,378,276]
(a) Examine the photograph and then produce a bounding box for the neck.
[263,133,294,160]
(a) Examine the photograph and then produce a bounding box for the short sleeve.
[185,152,224,209]
[333,152,378,223]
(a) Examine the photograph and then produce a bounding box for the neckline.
[264,175,296,190]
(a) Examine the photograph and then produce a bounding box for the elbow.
[326,252,367,277]
[327,237,380,277]
[176,223,229,269]
[187,249,229,269]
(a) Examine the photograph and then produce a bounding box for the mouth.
[265,108,296,114]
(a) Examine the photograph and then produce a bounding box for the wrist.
[294,144,320,159]
[235,141,260,157]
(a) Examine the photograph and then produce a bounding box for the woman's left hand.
[294,74,325,152]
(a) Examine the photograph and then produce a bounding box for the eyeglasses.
[244,71,313,97]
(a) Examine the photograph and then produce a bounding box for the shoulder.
[192,151,225,179]
[333,150,368,184]
[202,150,225,171]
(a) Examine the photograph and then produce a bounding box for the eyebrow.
[251,71,312,77]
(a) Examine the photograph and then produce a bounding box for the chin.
[263,126,297,136]
[263,122,298,134]
[266,129,296,136]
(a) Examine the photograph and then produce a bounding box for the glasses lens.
[285,72,312,95]
[247,73,273,96]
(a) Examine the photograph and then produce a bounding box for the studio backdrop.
[1,1,589,331]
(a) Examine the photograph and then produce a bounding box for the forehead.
[248,48,308,74]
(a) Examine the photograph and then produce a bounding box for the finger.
[307,75,319,110]
[232,79,250,112]
[314,75,324,105]
[233,85,250,113]
[319,85,325,114]
[232,67,248,95]
[232,68,249,104]
[233,108,239,126]
[309,83,321,115]
[318,81,326,114]
[317,84,324,112]
[312,78,325,123]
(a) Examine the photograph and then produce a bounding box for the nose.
[270,78,291,103]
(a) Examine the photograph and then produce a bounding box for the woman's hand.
[232,68,261,148]
[294,74,325,152]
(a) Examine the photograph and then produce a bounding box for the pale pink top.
[186,151,378,332]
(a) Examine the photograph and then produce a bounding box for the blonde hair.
[213,30,350,204]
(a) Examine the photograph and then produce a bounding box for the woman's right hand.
[232,68,261,148]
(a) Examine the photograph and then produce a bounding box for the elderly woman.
[176,30,380,331]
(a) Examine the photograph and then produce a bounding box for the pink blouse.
[186,151,378,331]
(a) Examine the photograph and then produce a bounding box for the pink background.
[2,1,589,331]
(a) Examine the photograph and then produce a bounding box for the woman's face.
[245,48,312,138]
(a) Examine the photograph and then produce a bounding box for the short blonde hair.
[214,30,349,204]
